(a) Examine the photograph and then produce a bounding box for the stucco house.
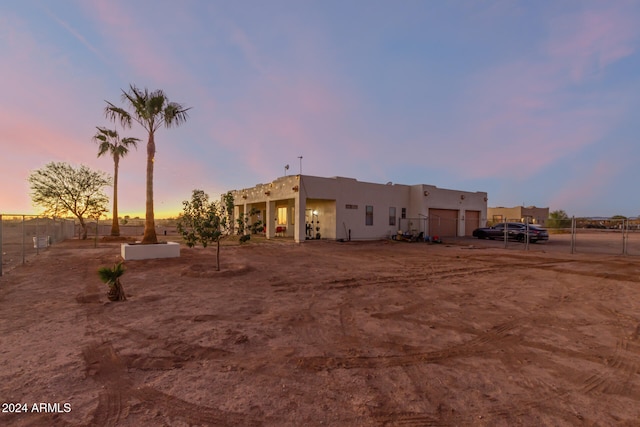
[487,206,549,226]
[229,175,487,243]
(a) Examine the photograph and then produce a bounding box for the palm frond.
[104,103,132,129]
[93,127,138,158]
[96,141,111,157]
[98,262,125,284]
[164,103,191,128]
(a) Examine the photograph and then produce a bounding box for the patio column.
[295,195,306,243]
[266,200,275,239]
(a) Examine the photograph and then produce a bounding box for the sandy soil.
[1,236,640,426]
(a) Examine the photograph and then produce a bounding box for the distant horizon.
[5,170,640,220]
[3,209,639,221]
[2,1,640,219]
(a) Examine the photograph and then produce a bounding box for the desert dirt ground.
[1,235,640,426]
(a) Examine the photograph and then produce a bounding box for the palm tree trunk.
[111,155,120,236]
[115,279,126,301]
[142,132,158,244]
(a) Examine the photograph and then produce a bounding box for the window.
[389,207,396,226]
[401,208,406,219]
[365,205,373,226]
[277,207,287,225]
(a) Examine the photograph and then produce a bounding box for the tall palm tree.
[104,85,190,244]
[93,127,139,237]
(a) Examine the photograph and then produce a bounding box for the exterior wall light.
[264,191,271,196]
[460,195,465,200]
[424,191,429,196]
[292,185,299,192]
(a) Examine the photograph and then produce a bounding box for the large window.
[277,207,287,225]
[389,207,396,226]
[366,205,373,226]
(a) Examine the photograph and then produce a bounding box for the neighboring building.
[229,175,488,243]
[487,206,549,226]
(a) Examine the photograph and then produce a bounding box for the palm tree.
[98,262,127,301]
[93,127,139,237]
[105,85,190,244]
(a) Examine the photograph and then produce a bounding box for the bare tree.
[28,162,111,239]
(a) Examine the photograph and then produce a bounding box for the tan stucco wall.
[229,175,487,242]
[487,206,549,225]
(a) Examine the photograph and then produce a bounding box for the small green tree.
[177,190,234,271]
[547,209,570,229]
[236,207,260,235]
[28,162,111,239]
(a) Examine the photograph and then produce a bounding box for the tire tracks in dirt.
[295,253,640,424]
[78,290,259,425]
[81,341,260,426]
[296,320,522,371]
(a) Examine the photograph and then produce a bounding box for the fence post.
[570,216,576,254]
[35,216,40,255]
[503,219,508,248]
[22,215,26,265]
[622,219,628,256]
[0,214,3,277]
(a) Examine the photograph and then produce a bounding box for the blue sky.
[1,0,639,218]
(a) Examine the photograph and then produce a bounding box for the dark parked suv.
[472,222,549,243]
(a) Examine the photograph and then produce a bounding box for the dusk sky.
[2,1,640,218]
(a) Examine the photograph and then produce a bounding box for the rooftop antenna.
[298,156,303,175]
[284,164,289,176]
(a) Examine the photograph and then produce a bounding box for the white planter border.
[121,242,180,260]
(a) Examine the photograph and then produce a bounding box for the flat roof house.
[487,206,549,226]
[230,175,487,243]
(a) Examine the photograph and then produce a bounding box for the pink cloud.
[547,7,636,82]
[547,156,626,215]
[228,24,268,74]
[43,8,109,65]
[80,1,192,85]
[415,4,637,182]
[211,74,367,181]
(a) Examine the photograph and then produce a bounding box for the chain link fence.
[82,218,180,239]
[396,215,640,256]
[552,216,640,256]
[462,216,640,255]
[0,215,182,276]
[481,217,640,255]
[0,214,75,276]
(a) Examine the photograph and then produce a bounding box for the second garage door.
[429,209,458,237]
[464,210,480,237]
